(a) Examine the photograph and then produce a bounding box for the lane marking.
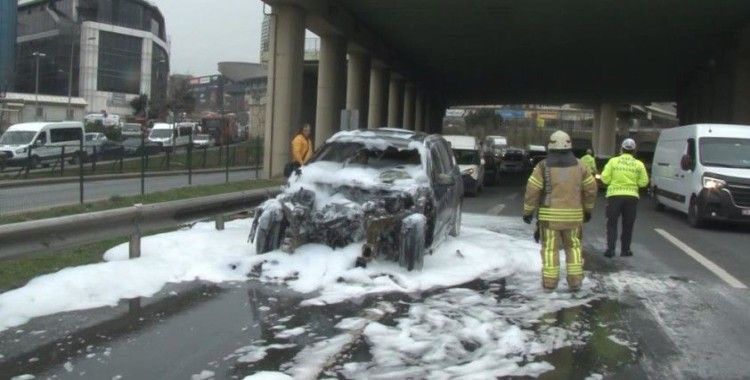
[654,228,747,289]
[488,204,506,215]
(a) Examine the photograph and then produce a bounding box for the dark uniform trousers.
[606,195,638,253]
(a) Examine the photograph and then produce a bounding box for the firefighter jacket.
[524,151,598,230]
[580,154,598,175]
[291,134,313,165]
[601,153,649,198]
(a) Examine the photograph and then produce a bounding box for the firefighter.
[581,149,598,176]
[601,138,649,258]
[523,130,598,291]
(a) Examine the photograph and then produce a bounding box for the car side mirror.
[436,173,455,187]
[680,154,693,171]
[34,140,43,147]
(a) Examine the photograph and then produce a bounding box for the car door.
[428,143,450,237]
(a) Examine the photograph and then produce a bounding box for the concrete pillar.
[424,96,432,133]
[387,76,402,128]
[732,26,750,124]
[263,5,305,179]
[367,65,387,129]
[414,88,425,132]
[346,51,370,128]
[314,34,347,148]
[594,103,618,157]
[402,83,416,129]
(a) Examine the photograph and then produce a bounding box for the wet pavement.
[2,174,750,379]
[0,272,647,379]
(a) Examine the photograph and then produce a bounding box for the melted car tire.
[399,216,426,271]
[254,209,285,254]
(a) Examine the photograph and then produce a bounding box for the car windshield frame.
[699,137,750,169]
[312,141,422,169]
[0,131,37,145]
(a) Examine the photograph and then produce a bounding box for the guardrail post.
[130,204,142,258]
[92,146,97,172]
[225,143,230,183]
[60,145,65,176]
[79,136,84,204]
[188,133,193,185]
[215,214,225,231]
[25,145,32,178]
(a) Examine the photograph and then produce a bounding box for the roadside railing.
[0,135,265,214]
[0,187,281,260]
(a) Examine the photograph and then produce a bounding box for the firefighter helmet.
[548,130,572,150]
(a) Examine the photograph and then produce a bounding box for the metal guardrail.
[0,187,281,260]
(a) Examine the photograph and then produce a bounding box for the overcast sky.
[149,0,266,76]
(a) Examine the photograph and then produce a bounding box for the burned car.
[249,128,463,271]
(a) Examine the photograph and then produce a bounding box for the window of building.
[97,31,142,94]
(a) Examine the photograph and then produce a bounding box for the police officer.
[581,149,598,176]
[523,131,598,291]
[601,138,649,258]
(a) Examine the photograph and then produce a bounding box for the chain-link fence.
[0,135,264,215]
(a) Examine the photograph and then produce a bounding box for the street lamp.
[32,51,46,121]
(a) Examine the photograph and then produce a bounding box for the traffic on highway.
[1,126,748,380]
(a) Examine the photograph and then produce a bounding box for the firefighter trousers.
[539,225,584,290]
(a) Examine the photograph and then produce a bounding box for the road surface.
[1,174,749,379]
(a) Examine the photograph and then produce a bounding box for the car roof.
[327,128,433,149]
[7,122,83,132]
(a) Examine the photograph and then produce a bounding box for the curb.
[0,166,262,189]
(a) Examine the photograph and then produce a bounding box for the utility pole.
[32,52,46,121]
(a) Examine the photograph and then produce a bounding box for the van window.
[179,126,192,137]
[50,128,82,143]
[35,132,47,145]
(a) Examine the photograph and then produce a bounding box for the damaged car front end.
[249,129,462,271]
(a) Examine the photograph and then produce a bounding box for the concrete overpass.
[260,0,750,177]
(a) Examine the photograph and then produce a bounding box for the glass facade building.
[0,0,17,92]
[14,0,169,114]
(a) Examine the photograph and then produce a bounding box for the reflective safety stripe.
[542,228,559,279]
[538,207,583,222]
[528,176,543,189]
[582,175,595,185]
[523,204,536,213]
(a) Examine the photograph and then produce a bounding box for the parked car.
[482,135,508,185]
[526,144,547,169]
[121,123,143,138]
[0,121,85,168]
[122,137,162,157]
[651,124,750,227]
[249,128,464,271]
[443,135,485,196]
[499,146,526,173]
[193,133,215,148]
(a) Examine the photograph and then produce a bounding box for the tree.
[130,94,148,117]
[464,108,503,139]
[168,74,196,115]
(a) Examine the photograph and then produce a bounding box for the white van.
[443,134,485,196]
[148,122,196,151]
[0,122,85,168]
[651,124,750,227]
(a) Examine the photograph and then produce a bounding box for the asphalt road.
[1,174,749,379]
[0,169,260,214]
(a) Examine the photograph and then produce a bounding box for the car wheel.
[653,188,665,212]
[253,206,285,254]
[687,196,705,228]
[449,202,462,237]
[399,214,426,271]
